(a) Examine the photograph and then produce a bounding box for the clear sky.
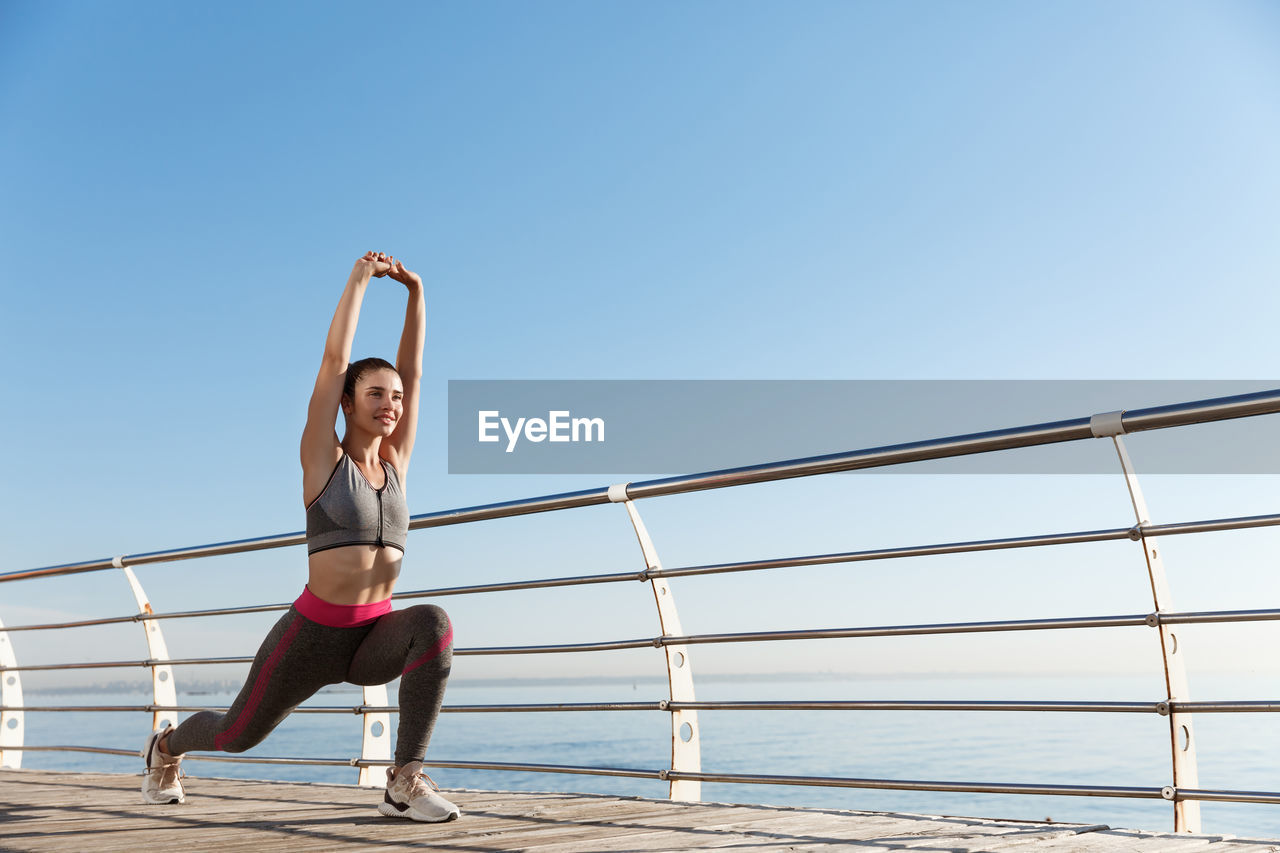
[2,0,1279,687]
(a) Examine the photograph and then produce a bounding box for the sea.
[16,673,1280,840]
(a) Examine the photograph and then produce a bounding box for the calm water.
[16,673,1280,838]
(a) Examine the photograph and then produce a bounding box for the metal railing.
[3,388,1280,832]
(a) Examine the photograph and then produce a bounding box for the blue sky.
[1,1,1279,685]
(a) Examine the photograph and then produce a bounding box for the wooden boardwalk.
[2,770,1279,852]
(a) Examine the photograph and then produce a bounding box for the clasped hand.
[356,250,422,289]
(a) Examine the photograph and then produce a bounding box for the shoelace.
[389,765,441,801]
[404,770,440,799]
[158,759,185,789]
[148,748,185,788]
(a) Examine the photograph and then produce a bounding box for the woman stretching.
[140,251,458,822]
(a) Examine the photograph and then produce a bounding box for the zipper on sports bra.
[376,488,384,547]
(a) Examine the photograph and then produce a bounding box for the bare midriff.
[307,544,402,605]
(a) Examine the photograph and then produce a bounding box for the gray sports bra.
[305,454,409,555]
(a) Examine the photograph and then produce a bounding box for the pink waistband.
[294,586,392,627]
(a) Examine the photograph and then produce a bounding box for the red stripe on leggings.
[215,616,304,751]
[403,624,453,675]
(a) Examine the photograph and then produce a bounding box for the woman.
[140,251,459,823]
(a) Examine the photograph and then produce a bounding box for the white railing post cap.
[607,483,630,503]
[1090,410,1127,438]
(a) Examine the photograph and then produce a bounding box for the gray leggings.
[166,603,452,766]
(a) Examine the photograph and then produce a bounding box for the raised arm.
[381,258,426,476]
[301,252,391,503]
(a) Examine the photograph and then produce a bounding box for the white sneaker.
[377,761,460,822]
[141,726,185,804]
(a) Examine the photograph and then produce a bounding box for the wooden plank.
[984,828,1235,852]
[431,800,709,850]
[3,770,1279,853]
[493,804,816,851]
[524,810,1089,853]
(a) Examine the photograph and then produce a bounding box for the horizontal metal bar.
[12,699,1280,716]
[456,638,658,656]
[391,571,647,602]
[0,702,669,714]
[0,527,1148,633]
[453,614,1141,653]
[1143,513,1280,538]
[10,608,1278,670]
[1120,389,1280,434]
[11,513,1276,634]
[305,702,671,714]
[0,705,173,713]
[459,606,1280,656]
[651,528,1139,581]
[664,615,1151,647]
[17,745,664,779]
[15,609,1273,670]
[670,700,1161,713]
[14,745,140,758]
[1177,788,1280,805]
[623,424,1091,501]
[674,699,1280,714]
[0,559,117,585]
[14,745,353,767]
[0,656,253,673]
[177,754,356,767]
[0,614,143,633]
[128,602,293,623]
[641,512,1280,583]
[408,487,615,530]
[0,602,293,633]
[411,759,663,780]
[1157,608,1280,625]
[0,704,332,714]
[1172,701,1280,713]
[16,520,1274,636]
[23,743,1280,803]
[456,615,1152,656]
[0,532,308,584]
[7,390,1276,586]
[668,770,1168,799]
[8,512,1276,634]
[440,702,664,713]
[626,390,1280,502]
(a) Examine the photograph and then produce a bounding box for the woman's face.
[344,368,404,436]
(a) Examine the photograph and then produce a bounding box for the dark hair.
[343,357,398,402]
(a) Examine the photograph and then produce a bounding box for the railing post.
[1092,413,1201,833]
[357,684,392,786]
[119,561,179,733]
[0,616,23,768]
[610,483,702,801]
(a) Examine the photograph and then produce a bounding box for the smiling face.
[343,367,404,438]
